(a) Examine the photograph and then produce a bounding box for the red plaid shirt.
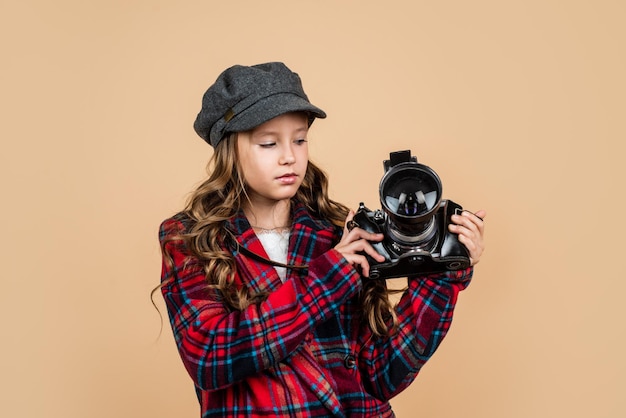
[160,202,472,417]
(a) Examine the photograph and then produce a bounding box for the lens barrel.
[379,161,442,247]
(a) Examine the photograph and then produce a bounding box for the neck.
[243,199,291,231]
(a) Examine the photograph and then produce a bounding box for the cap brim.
[227,93,326,133]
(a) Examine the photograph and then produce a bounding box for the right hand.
[334,210,386,277]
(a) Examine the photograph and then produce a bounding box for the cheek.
[297,146,309,162]
[236,147,257,180]
[241,160,266,184]
[240,164,256,183]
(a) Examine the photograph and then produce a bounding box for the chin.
[274,188,300,201]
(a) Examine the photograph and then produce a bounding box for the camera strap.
[226,230,309,271]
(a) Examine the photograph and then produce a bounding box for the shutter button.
[344,354,356,369]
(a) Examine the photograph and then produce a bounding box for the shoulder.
[159,212,192,243]
[291,202,344,248]
[292,201,338,233]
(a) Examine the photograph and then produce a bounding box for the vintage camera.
[351,150,471,279]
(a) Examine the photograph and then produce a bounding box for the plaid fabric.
[159,202,472,417]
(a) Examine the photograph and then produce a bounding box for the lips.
[276,173,298,184]
[277,172,297,178]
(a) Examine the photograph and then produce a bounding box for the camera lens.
[379,162,442,246]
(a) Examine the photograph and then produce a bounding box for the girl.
[159,62,486,417]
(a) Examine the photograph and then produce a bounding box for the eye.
[294,138,308,145]
[259,142,276,148]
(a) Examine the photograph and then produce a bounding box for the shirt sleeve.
[159,217,363,391]
[356,268,473,400]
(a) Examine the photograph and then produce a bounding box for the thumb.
[344,210,356,232]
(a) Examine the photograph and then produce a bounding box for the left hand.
[449,210,486,266]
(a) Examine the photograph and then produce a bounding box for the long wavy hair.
[159,132,399,336]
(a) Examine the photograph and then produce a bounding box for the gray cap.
[193,62,327,147]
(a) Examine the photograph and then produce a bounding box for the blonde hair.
[159,132,399,336]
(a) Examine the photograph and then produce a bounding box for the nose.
[280,144,296,165]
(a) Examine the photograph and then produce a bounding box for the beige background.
[1,1,625,417]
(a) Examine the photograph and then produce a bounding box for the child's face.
[237,112,309,206]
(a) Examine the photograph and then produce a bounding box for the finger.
[465,210,486,233]
[456,232,476,253]
[354,229,384,243]
[474,209,487,220]
[358,240,386,262]
[451,212,483,234]
[466,210,486,235]
[457,211,481,226]
[457,235,480,265]
[448,221,478,238]
[342,238,386,263]
[343,253,371,277]
[342,225,384,245]
[451,210,486,266]
[460,209,485,219]
[456,232,484,264]
[456,224,484,250]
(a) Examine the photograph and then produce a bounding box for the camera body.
[351,150,471,280]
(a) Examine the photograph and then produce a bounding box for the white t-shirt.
[256,230,290,281]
